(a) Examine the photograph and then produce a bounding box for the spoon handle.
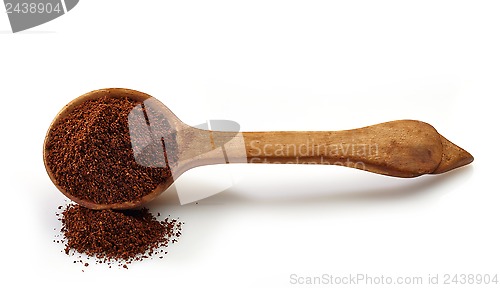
[213,120,472,177]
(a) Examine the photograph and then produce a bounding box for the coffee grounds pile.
[59,204,182,265]
[45,96,176,205]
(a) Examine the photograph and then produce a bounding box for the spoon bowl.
[43,88,178,209]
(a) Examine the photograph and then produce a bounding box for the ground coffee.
[45,96,175,204]
[59,204,182,266]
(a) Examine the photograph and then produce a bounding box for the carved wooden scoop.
[43,88,473,209]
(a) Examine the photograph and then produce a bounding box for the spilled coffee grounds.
[59,204,182,263]
[45,96,176,205]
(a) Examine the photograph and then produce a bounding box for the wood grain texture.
[239,120,442,177]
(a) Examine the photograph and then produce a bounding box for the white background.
[1,1,498,287]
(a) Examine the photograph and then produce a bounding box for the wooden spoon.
[43,88,473,210]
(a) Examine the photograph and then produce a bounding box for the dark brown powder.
[60,204,182,263]
[45,96,175,204]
